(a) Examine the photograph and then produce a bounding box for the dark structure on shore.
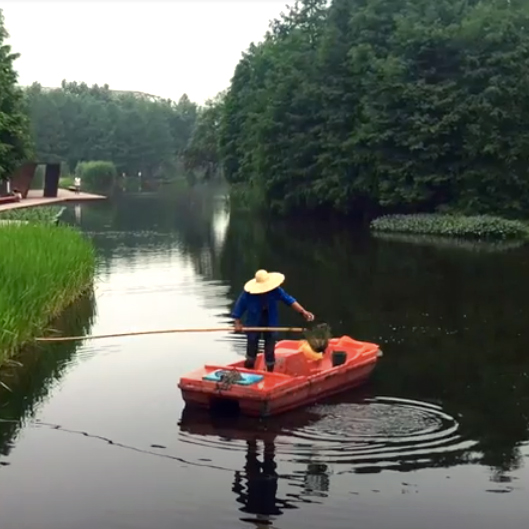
[0,162,61,200]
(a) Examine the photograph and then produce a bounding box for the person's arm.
[277,288,315,321]
[231,291,248,331]
[291,301,315,321]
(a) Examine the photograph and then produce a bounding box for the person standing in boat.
[232,269,315,372]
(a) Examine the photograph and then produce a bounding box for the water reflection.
[233,440,285,524]
[62,183,228,281]
[63,186,529,483]
[215,210,529,479]
[0,186,527,529]
[372,231,528,253]
[0,292,96,463]
[177,387,482,527]
[178,388,472,473]
[178,406,327,527]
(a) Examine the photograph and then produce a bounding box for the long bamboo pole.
[35,326,306,343]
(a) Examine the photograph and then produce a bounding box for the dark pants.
[245,311,276,371]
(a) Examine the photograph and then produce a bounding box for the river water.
[1,183,529,529]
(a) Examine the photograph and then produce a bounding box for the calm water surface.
[1,184,529,529]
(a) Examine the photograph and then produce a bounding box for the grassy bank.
[0,223,96,364]
[370,214,529,241]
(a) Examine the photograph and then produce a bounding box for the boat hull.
[180,362,376,417]
[178,336,381,417]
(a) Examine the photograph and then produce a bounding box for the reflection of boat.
[178,407,330,524]
[178,336,381,417]
[179,403,324,442]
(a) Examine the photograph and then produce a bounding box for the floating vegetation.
[372,231,527,253]
[370,214,529,241]
[0,223,96,365]
[0,206,64,224]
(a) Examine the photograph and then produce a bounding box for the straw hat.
[244,269,285,294]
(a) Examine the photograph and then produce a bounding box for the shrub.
[75,160,117,191]
[0,223,96,363]
[59,175,74,188]
[370,214,529,240]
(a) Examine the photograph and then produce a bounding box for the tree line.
[0,10,32,183]
[4,1,529,217]
[25,81,203,180]
[216,0,529,218]
[0,8,218,183]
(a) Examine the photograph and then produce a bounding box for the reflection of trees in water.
[67,184,228,280]
[60,191,529,479]
[0,292,96,459]
[217,212,529,479]
[372,231,528,254]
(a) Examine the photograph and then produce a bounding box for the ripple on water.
[178,396,477,473]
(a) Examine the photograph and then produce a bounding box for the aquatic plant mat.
[0,223,96,365]
[370,214,529,240]
[0,206,64,224]
[372,232,527,253]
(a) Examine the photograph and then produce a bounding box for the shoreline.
[0,188,105,213]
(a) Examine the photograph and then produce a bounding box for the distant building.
[36,86,166,103]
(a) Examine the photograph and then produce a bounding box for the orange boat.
[178,335,382,417]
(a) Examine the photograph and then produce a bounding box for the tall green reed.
[0,223,96,364]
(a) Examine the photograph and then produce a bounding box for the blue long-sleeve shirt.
[231,287,297,328]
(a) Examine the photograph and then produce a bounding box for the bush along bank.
[370,214,529,241]
[0,223,96,365]
[75,160,117,193]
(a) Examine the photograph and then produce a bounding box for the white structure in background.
[212,195,230,254]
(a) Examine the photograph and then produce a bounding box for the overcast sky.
[2,1,287,104]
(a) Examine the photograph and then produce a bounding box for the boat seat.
[254,348,313,376]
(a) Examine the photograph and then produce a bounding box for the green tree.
[183,91,225,180]
[169,94,199,156]
[218,0,529,219]
[0,9,32,182]
[24,81,199,179]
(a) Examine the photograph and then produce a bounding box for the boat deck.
[0,188,106,212]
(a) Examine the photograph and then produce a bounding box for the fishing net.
[216,369,243,390]
[303,323,332,353]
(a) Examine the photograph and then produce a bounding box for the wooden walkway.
[0,189,106,212]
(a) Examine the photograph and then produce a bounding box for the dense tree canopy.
[218,0,529,218]
[0,9,32,182]
[183,91,225,180]
[24,81,200,179]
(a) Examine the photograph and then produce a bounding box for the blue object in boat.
[202,370,264,385]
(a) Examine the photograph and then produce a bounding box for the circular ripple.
[178,396,476,472]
